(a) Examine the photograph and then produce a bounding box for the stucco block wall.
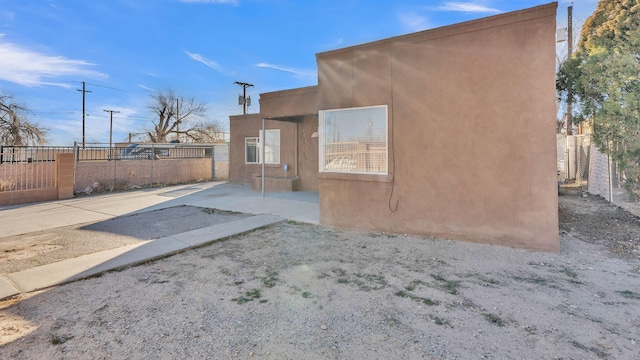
[316,4,559,251]
[56,153,74,200]
[0,188,58,206]
[74,158,212,192]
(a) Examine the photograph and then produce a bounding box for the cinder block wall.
[74,158,213,192]
[56,153,74,200]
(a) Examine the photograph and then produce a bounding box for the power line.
[86,82,123,91]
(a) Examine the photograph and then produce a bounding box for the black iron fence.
[0,143,226,163]
[0,145,74,163]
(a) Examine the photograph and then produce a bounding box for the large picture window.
[319,105,388,174]
[244,129,280,164]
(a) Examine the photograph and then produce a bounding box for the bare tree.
[147,89,219,143]
[183,120,226,143]
[0,94,47,146]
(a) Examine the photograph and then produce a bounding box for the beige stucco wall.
[260,86,317,119]
[229,87,319,191]
[75,158,212,192]
[316,3,559,251]
[229,114,296,185]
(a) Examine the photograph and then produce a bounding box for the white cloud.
[256,63,316,78]
[0,40,107,87]
[185,51,234,76]
[398,12,431,32]
[138,84,157,92]
[434,2,500,13]
[185,51,221,70]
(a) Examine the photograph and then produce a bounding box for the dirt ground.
[1,195,639,359]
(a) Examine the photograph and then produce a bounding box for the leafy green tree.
[558,0,640,196]
[0,94,47,146]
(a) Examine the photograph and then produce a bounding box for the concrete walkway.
[0,182,319,300]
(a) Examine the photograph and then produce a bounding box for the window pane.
[264,130,280,164]
[246,138,258,163]
[322,106,387,174]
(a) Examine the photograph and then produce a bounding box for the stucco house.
[229,3,559,251]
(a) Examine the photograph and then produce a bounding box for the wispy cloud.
[138,84,157,92]
[398,12,431,32]
[0,40,107,87]
[185,51,233,75]
[433,2,500,13]
[179,0,238,4]
[256,63,316,78]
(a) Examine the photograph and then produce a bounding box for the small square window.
[245,137,259,164]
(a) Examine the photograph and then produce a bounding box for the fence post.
[113,143,117,191]
[73,142,77,194]
[150,143,154,186]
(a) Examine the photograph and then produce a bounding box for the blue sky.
[0,0,597,145]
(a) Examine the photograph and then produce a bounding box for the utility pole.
[103,109,120,158]
[77,82,92,148]
[234,81,254,115]
[566,5,573,136]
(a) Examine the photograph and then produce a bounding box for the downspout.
[295,122,299,177]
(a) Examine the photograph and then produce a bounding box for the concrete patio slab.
[0,277,19,299]
[1,214,284,298]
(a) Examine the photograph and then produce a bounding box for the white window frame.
[319,105,388,175]
[245,137,259,164]
[245,129,280,165]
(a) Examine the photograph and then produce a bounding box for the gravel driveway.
[1,195,639,359]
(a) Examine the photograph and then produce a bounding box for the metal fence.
[0,143,229,162]
[0,146,57,192]
[0,145,74,163]
[74,143,222,161]
[0,143,230,195]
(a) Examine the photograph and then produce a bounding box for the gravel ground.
[1,195,639,359]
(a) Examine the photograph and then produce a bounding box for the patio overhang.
[260,114,318,197]
[264,114,317,123]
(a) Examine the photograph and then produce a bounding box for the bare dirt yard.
[1,195,639,359]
